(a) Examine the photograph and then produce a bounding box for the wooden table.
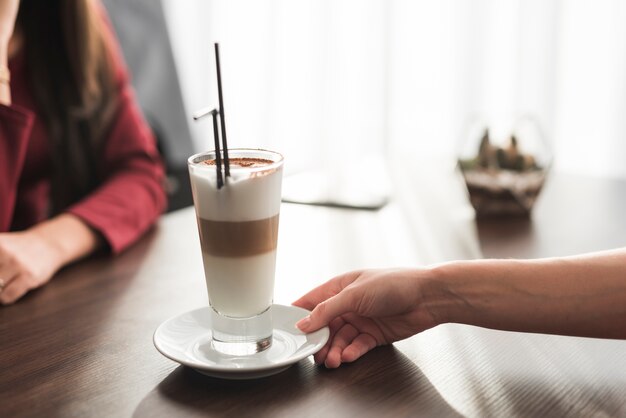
[477,172,626,259]
[2,170,626,417]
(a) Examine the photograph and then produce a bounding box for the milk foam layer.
[188,150,284,319]
[189,157,283,222]
[203,251,276,317]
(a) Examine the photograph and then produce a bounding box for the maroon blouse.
[0,24,167,254]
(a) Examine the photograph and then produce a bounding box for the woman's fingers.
[297,278,367,332]
[0,260,20,304]
[324,323,359,368]
[0,274,30,305]
[292,271,361,312]
[293,288,332,312]
[293,270,386,367]
[313,316,344,365]
[0,264,18,285]
[341,333,378,363]
[313,340,331,366]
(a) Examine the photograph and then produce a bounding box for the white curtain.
[162,0,626,179]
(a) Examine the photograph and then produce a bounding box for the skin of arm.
[294,248,626,368]
[0,39,9,104]
[0,214,102,304]
[0,0,20,105]
[431,249,626,339]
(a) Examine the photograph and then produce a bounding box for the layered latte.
[188,152,283,318]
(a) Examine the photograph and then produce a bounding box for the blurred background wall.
[103,0,626,209]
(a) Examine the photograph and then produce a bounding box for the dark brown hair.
[17,0,118,214]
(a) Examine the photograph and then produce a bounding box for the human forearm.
[0,39,10,105]
[430,249,626,338]
[0,214,102,304]
[0,0,19,106]
[294,250,626,368]
[28,213,103,270]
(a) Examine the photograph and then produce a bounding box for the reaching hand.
[293,268,440,368]
[0,230,63,305]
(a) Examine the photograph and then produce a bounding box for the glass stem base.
[210,305,273,356]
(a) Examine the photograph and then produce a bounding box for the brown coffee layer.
[197,215,279,257]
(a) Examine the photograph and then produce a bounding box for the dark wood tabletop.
[2,170,626,417]
[476,172,626,259]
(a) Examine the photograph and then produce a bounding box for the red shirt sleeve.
[0,104,35,231]
[66,17,167,254]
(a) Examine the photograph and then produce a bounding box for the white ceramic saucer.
[153,304,329,380]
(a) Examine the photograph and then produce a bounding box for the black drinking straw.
[214,43,230,177]
[192,44,231,189]
[210,109,224,189]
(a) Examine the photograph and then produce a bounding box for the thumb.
[296,292,352,333]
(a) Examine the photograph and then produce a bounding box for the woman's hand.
[0,229,64,304]
[0,214,102,305]
[293,268,442,368]
[0,0,20,44]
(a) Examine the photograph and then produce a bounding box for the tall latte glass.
[188,149,284,355]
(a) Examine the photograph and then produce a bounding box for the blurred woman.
[0,0,166,304]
